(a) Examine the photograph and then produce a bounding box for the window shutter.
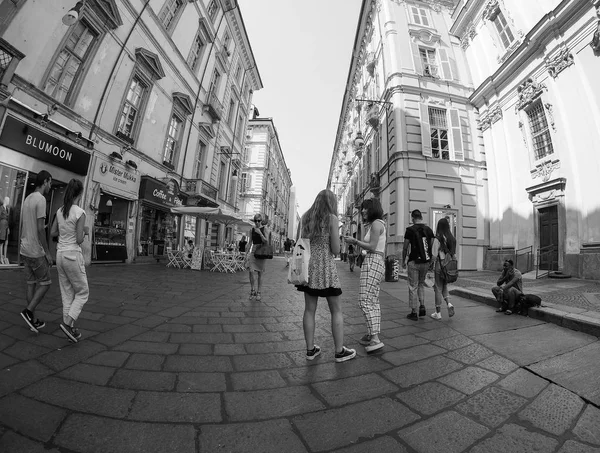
[411,43,423,76]
[419,104,433,157]
[448,109,464,161]
[439,48,453,80]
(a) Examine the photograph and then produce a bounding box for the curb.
[449,287,600,338]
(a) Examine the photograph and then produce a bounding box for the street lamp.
[62,1,85,26]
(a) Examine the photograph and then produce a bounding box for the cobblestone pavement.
[1,260,600,452]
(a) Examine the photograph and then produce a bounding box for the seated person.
[184,240,194,259]
[492,259,523,315]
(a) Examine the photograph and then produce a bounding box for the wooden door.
[538,206,558,270]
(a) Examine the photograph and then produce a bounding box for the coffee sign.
[139,176,187,208]
[0,116,91,175]
[93,156,140,198]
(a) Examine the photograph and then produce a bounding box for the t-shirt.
[239,240,247,252]
[284,240,292,251]
[251,227,264,245]
[56,205,85,253]
[347,244,355,254]
[404,223,434,264]
[20,192,47,258]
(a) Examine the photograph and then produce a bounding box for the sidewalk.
[0,260,599,452]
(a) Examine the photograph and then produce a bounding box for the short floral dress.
[296,224,342,297]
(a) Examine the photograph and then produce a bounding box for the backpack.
[413,225,433,263]
[439,252,459,283]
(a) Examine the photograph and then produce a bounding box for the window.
[227,98,236,126]
[209,68,221,95]
[163,115,183,165]
[117,76,147,141]
[410,6,429,26]
[43,20,98,104]
[526,101,554,160]
[207,0,218,21]
[236,115,245,142]
[492,10,514,49]
[218,161,226,195]
[419,47,438,77]
[428,107,449,160]
[223,32,231,54]
[240,172,248,193]
[194,140,206,179]
[188,29,206,71]
[159,0,185,31]
[235,64,242,83]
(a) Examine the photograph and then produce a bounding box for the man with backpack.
[402,209,435,320]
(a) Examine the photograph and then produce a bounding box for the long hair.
[62,179,84,219]
[360,198,384,223]
[436,217,456,254]
[301,189,338,240]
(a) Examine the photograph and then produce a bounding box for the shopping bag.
[288,238,310,285]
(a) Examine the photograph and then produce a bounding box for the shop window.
[419,47,438,78]
[207,0,218,21]
[410,5,430,27]
[42,19,100,105]
[525,100,554,161]
[163,115,183,167]
[419,105,465,161]
[159,0,185,33]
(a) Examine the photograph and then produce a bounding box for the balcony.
[203,90,223,122]
[184,178,219,206]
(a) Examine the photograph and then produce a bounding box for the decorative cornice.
[477,105,503,131]
[408,27,442,45]
[515,78,546,111]
[545,47,574,79]
[531,159,560,182]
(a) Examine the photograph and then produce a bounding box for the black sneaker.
[418,305,427,317]
[60,323,82,343]
[306,345,321,361]
[21,309,45,333]
[335,346,356,363]
[406,312,419,321]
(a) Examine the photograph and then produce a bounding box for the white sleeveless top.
[56,205,85,252]
[364,219,386,254]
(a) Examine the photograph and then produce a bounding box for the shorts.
[23,255,52,286]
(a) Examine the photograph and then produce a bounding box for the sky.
[238,0,363,214]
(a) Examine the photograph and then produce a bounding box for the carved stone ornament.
[544,102,556,132]
[515,78,546,111]
[409,29,442,45]
[477,105,502,131]
[518,120,529,149]
[546,48,575,79]
[531,159,560,182]
[482,0,501,21]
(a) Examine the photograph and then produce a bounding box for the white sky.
[238,0,363,214]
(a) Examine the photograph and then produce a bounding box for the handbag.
[254,243,273,259]
[439,251,458,283]
[288,219,310,285]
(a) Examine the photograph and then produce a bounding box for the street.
[1,259,600,453]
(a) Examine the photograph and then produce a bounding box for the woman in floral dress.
[296,189,356,363]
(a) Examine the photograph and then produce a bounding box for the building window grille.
[188,31,205,71]
[429,107,450,160]
[419,48,438,77]
[493,11,515,49]
[163,115,183,164]
[159,0,184,30]
[526,101,554,160]
[0,48,12,79]
[411,6,430,26]
[117,76,147,139]
[43,21,97,103]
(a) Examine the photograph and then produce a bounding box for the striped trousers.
[359,253,385,335]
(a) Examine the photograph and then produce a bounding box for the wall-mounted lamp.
[62,1,84,26]
[232,169,239,183]
[106,199,113,207]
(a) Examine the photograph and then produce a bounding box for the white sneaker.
[447,303,455,317]
[430,312,442,320]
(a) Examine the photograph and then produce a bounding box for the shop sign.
[139,176,187,208]
[0,116,90,175]
[93,156,140,198]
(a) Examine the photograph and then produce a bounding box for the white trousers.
[56,251,89,322]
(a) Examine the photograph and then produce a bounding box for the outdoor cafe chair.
[166,248,184,268]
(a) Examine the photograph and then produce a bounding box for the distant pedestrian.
[246,214,268,301]
[238,235,247,253]
[19,170,53,333]
[345,198,386,353]
[283,237,293,267]
[492,260,523,315]
[296,189,356,363]
[429,218,456,320]
[50,179,89,343]
[347,242,356,272]
[402,209,434,320]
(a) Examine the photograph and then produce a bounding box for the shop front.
[89,155,140,262]
[137,176,187,261]
[0,115,91,266]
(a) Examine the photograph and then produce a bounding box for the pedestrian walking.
[246,213,268,301]
[50,179,89,343]
[402,209,435,320]
[283,237,293,267]
[429,217,456,319]
[19,170,53,333]
[296,189,356,363]
[345,198,386,353]
[347,242,356,272]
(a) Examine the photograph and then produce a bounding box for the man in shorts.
[20,170,53,333]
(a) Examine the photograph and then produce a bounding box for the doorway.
[538,205,558,271]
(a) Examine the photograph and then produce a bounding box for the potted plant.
[109,151,123,160]
[366,104,379,130]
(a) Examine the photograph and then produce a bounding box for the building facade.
[241,115,292,252]
[0,0,261,266]
[329,0,488,270]
[452,0,600,278]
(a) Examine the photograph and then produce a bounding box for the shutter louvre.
[412,43,423,76]
[419,104,433,157]
[439,48,452,80]
[449,109,464,161]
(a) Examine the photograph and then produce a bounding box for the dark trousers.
[492,286,521,310]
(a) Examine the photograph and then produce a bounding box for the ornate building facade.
[329,0,488,270]
[453,0,600,278]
